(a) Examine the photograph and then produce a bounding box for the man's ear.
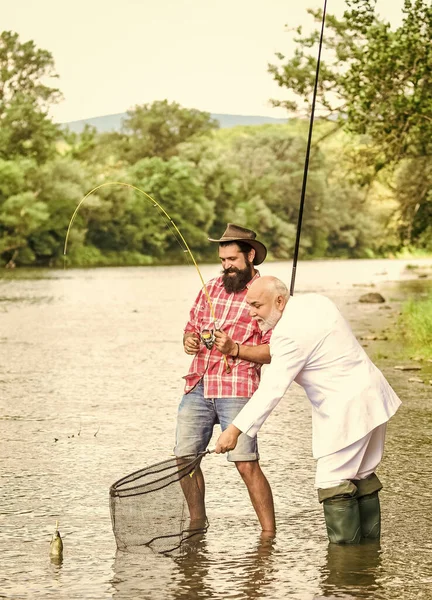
[276,295,287,311]
[248,248,256,264]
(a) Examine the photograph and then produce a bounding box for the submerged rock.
[359,293,386,304]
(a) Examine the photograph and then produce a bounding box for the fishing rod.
[290,0,328,296]
[63,181,231,373]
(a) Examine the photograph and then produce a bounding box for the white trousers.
[315,423,387,489]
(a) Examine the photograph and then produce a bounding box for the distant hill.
[63,112,288,133]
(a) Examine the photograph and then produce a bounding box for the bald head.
[246,276,289,332]
[248,276,289,299]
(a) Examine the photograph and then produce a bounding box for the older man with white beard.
[216,276,401,544]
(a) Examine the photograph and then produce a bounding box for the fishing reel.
[200,329,215,350]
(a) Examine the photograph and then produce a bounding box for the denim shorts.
[174,381,259,462]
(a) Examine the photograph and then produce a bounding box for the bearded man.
[174,224,276,534]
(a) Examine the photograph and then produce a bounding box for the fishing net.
[109,451,210,554]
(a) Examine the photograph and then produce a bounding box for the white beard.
[257,306,281,332]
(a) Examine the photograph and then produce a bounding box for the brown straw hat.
[208,223,267,265]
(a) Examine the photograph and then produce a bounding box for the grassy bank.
[398,292,432,359]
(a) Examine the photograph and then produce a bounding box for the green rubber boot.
[319,481,362,545]
[355,473,383,540]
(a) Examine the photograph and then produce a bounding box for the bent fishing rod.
[63,181,232,373]
[290,0,327,296]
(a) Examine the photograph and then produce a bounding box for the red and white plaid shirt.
[183,271,272,398]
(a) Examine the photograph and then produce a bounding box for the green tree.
[181,123,389,259]
[0,190,49,266]
[269,0,432,248]
[0,31,61,162]
[0,156,93,266]
[394,157,432,250]
[28,157,93,264]
[127,156,215,259]
[117,100,219,163]
[68,101,219,168]
[69,157,215,265]
[270,0,432,162]
[0,158,35,265]
[178,136,244,242]
[184,125,368,258]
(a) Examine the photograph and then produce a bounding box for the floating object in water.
[49,521,63,560]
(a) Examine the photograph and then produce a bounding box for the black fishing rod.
[290,0,328,296]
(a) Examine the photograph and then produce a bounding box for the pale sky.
[3,0,405,124]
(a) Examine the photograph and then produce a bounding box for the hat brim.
[208,237,267,265]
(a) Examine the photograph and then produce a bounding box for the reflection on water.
[1,259,431,599]
[318,541,382,599]
[112,532,278,600]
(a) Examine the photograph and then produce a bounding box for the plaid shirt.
[183,271,271,398]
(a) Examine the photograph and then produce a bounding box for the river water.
[1,258,431,600]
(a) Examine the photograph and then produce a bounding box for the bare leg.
[235,461,276,534]
[178,462,206,522]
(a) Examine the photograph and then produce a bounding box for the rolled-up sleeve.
[232,333,309,437]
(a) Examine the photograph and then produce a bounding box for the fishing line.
[63,181,231,373]
[290,0,328,296]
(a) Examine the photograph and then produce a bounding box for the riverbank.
[339,274,432,395]
[396,264,432,360]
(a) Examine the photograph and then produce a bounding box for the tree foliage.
[0,31,61,163]
[122,100,218,160]
[0,20,430,268]
[72,100,219,167]
[179,124,382,260]
[75,157,215,263]
[269,0,432,248]
[270,0,432,162]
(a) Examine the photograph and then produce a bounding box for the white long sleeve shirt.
[232,294,401,458]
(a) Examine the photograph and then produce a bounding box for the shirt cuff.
[232,414,259,438]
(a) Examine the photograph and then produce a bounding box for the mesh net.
[109,452,209,554]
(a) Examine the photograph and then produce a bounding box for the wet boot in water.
[354,473,383,540]
[318,481,361,544]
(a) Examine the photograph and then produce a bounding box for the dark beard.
[222,263,253,293]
